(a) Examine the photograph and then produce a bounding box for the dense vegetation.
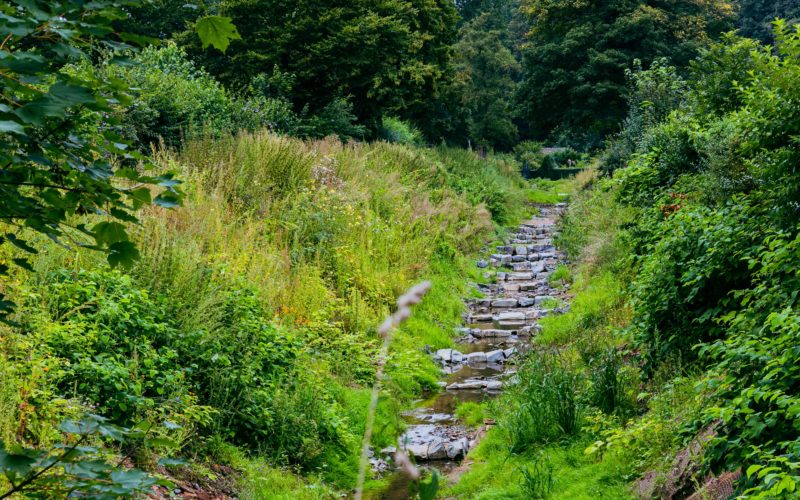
[3,0,800,498]
[452,18,800,500]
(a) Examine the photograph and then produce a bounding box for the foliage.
[500,350,583,452]
[700,231,800,497]
[602,22,800,497]
[0,415,167,498]
[736,0,800,44]
[0,0,182,319]
[603,59,688,172]
[184,0,459,136]
[113,43,234,149]
[380,117,423,146]
[3,130,530,493]
[451,13,520,149]
[116,0,207,39]
[515,0,734,145]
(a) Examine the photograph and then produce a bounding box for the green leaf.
[92,222,129,245]
[107,241,140,269]
[0,445,36,477]
[418,470,439,500]
[16,82,94,125]
[154,192,180,208]
[747,464,762,478]
[195,16,241,53]
[0,120,24,135]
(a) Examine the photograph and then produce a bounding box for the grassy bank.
[0,132,530,496]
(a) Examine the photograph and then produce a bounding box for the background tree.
[117,0,207,39]
[735,0,800,44]
[452,14,521,149]
[183,0,459,136]
[515,0,735,148]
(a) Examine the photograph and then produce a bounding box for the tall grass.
[501,350,584,452]
[0,131,531,492]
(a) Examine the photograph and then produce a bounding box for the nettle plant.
[0,0,240,320]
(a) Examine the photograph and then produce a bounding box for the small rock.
[491,298,517,308]
[465,352,487,363]
[518,296,535,307]
[486,349,505,363]
[477,259,488,269]
[503,348,516,359]
[497,311,525,321]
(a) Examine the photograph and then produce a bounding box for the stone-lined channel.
[376,203,568,498]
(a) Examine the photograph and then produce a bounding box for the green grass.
[0,133,537,496]
[445,429,632,499]
[536,271,626,346]
[455,401,487,428]
[547,264,573,289]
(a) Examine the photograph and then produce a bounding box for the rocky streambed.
[377,203,569,496]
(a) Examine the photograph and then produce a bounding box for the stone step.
[447,379,503,391]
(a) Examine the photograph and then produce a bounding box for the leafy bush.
[602,59,687,173]
[514,141,545,177]
[380,117,423,145]
[31,270,193,426]
[628,200,770,372]
[700,231,800,496]
[115,43,234,148]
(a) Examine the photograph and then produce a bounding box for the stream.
[376,203,568,498]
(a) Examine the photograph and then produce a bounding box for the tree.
[184,0,459,135]
[515,0,735,147]
[0,0,188,320]
[117,0,208,39]
[735,0,800,44]
[452,14,521,149]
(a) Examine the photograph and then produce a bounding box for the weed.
[518,452,554,499]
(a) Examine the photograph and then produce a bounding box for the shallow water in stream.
[374,204,568,499]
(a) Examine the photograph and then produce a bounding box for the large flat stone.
[465,351,486,363]
[486,349,505,363]
[508,272,534,281]
[497,311,525,321]
[491,298,518,308]
[471,329,513,338]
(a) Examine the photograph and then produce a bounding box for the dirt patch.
[149,463,239,499]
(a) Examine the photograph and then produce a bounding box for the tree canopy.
[515,0,735,146]
[183,0,458,134]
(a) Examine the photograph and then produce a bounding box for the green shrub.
[628,201,769,372]
[513,141,545,177]
[232,96,299,135]
[380,117,423,145]
[31,270,193,426]
[114,43,233,148]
